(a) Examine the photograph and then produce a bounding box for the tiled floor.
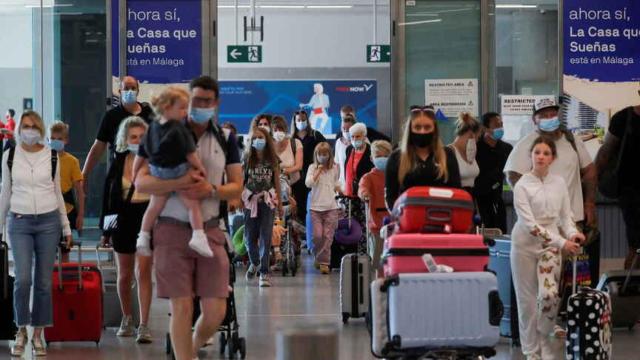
[1,253,639,359]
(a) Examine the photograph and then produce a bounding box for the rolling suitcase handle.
[622,248,640,294]
[57,241,83,290]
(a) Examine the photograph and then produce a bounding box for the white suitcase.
[339,253,370,323]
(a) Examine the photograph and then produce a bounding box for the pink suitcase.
[382,233,493,277]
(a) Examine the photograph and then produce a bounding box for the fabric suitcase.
[487,236,520,343]
[382,233,491,276]
[379,272,501,356]
[339,253,370,323]
[392,186,474,234]
[45,244,103,344]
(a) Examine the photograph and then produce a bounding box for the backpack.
[6,145,57,181]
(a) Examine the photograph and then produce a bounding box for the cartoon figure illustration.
[299,83,330,133]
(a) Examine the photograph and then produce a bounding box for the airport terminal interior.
[1,0,640,359]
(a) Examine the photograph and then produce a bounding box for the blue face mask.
[538,117,560,132]
[373,157,388,171]
[252,138,266,151]
[353,139,364,149]
[296,121,308,131]
[127,143,139,153]
[121,90,137,105]
[190,107,217,124]
[49,139,65,152]
[492,128,504,141]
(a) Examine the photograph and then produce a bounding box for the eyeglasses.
[410,105,436,115]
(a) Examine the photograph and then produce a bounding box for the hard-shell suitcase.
[339,253,370,323]
[96,245,139,328]
[392,186,474,234]
[382,233,492,276]
[487,236,520,344]
[1,234,17,340]
[45,243,103,344]
[566,255,613,360]
[596,249,640,329]
[371,272,502,358]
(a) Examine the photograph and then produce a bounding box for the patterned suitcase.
[391,186,474,234]
[371,272,502,358]
[382,233,492,276]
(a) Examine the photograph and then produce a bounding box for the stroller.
[165,245,246,359]
[275,174,298,276]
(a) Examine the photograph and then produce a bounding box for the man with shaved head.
[82,76,155,186]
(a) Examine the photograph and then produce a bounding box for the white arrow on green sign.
[227,45,262,63]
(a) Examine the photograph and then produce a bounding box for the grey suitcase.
[339,253,370,323]
[96,246,139,328]
[596,249,640,329]
[371,272,502,358]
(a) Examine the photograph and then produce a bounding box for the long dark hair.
[244,126,280,172]
[290,110,311,138]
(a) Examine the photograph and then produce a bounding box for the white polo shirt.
[504,131,592,222]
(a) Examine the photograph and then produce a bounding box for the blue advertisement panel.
[111,0,201,83]
[563,1,640,82]
[219,80,378,135]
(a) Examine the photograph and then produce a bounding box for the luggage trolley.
[165,246,246,359]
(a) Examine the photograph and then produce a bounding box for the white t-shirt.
[334,138,349,188]
[451,145,480,188]
[305,163,340,211]
[277,138,302,184]
[504,131,592,222]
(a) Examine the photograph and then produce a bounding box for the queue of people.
[3,73,639,360]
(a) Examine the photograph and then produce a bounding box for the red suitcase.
[392,186,474,234]
[382,233,492,277]
[45,244,102,344]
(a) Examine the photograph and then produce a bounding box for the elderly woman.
[99,116,154,343]
[344,123,374,197]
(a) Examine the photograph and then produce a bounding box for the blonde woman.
[0,111,72,356]
[449,112,481,192]
[385,106,462,208]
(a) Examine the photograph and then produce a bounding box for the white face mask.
[273,131,286,143]
[466,138,477,161]
[20,129,42,145]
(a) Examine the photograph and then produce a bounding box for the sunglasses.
[409,105,436,115]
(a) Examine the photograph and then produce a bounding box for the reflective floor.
[1,253,639,360]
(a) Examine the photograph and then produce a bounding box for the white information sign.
[500,95,555,116]
[425,79,478,118]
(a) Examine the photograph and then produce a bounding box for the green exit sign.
[367,45,391,63]
[227,45,262,63]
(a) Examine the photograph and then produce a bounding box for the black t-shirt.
[609,106,640,188]
[244,160,276,193]
[295,130,326,177]
[96,103,154,151]
[474,139,513,197]
[385,147,462,208]
[139,121,197,168]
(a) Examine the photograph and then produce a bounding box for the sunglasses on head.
[410,105,436,115]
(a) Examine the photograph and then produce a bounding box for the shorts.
[112,202,149,254]
[153,219,229,299]
[150,162,190,180]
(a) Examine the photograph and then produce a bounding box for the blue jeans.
[243,203,275,275]
[9,210,62,327]
[149,162,190,179]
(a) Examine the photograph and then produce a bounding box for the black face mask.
[409,132,434,148]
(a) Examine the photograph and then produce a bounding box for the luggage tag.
[422,254,454,273]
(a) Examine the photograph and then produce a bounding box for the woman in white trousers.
[511,136,585,360]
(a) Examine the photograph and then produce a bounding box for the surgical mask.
[20,129,41,145]
[466,139,477,160]
[121,90,137,105]
[273,131,286,143]
[409,132,434,148]
[49,139,65,152]
[373,157,388,171]
[353,139,364,149]
[317,155,329,164]
[295,121,307,131]
[492,128,504,141]
[190,107,216,124]
[127,143,139,153]
[342,131,351,142]
[252,138,266,151]
[538,117,560,132]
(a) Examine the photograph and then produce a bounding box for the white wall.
[0,10,34,115]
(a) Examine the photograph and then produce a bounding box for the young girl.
[358,140,392,269]
[134,86,211,258]
[242,126,282,287]
[305,142,341,274]
[512,136,585,360]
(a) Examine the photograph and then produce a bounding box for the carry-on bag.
[382,233,492,276]
[371,272,502,358]
[391,186,474,234]
[0,232,17,340]
[44,242,103,344]
[596,248,640,329]
[96,245,139,328]
[566,252,613,360]
[487,236,520,344]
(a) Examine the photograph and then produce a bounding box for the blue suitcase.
[488,236,520,344]
[371,272,502,358]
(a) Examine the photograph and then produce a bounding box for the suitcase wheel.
[228,333,237,358]
[238,337,247,359]
[342,313,349,324]
[219,333,227,355]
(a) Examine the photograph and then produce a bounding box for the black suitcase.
[1,237,17,340]
[596,249,640,329]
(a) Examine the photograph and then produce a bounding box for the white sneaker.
[117,315,135,337]
[259,274,272,287]
[136,232,153,257]
[245,264,258,281]
[189,230,213,257]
